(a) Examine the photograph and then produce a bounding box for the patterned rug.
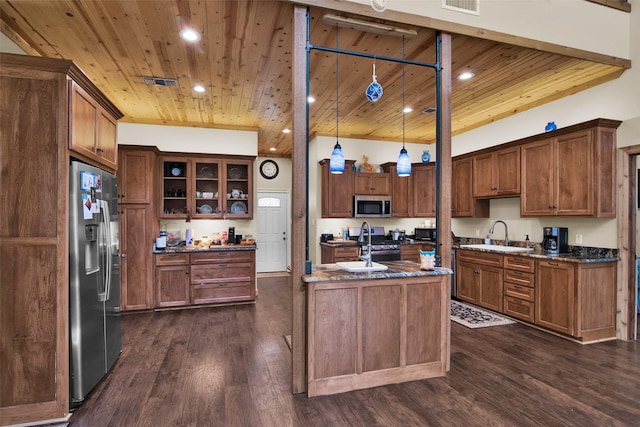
[451,300,516,329]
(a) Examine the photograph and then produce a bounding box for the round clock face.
[260,160,279,179]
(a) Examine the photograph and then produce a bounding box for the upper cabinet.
[354,173,390,195]
[69,82,118,171]
[521,120,619,217]
[473,147,520,198]
[412,163,436,217]
[159,156,253,220]
[383,163,411,217]
[119,147,156,204]
[320,159,355,218]
[452,158,489,218]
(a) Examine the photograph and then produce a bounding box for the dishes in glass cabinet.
[171,167,182,176]
[199,204,213,214]
[199,165,214,178]
[228,167,242,179]
[230,201,247,214]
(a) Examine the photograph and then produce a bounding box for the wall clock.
[259,159,279,179]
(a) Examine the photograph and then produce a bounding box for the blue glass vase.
[421,150,431,163]
[545,121,557,132]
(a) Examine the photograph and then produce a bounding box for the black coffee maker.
[228,226,235,245]
[542,227,569,254]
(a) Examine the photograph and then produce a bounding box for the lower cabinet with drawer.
[190,250,256,305]
[155,253,191,308]
[502,255,535,322]
[320,244,360,264]
[154,248,256,308]
[456,249,504,312]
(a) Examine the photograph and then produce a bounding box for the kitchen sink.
[336,261,389,272]
[459,244,534,253]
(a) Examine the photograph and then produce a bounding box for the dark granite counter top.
[455,246,618,264]
[153,244,256,254]
[319,240,360,248]
[302,261,452,283]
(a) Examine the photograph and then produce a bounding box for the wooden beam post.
[437,32,452,270]
[291,4,308,394]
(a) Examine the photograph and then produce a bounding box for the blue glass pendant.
[365,63,383,103]
[397,148,411,177]
[330,142,345,174]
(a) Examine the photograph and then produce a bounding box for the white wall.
[347,0,631,59]
[0,32,25,55]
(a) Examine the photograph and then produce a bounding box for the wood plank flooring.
[70,276,640,427]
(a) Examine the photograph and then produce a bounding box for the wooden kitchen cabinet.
[118,146,158,311]
[70,81,118,172]
[456,250,503,312]
[155,253,191,308]
[320,244,360,264]
[452,158,489,218]
[521,120,620,217]
[412,163,436,217]
[535,260,616,341]
[190,250,256,304]
[502,255,535,322]
[159,156,254,219]
[120,205,155,310]
[401,243,435,263]
[473,147,520,198]
[382,163,411,217]
[119,147,156,204]
[320,159,355,218]
[354,173,390,195]
[1,53,122,426]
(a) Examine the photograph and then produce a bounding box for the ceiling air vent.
[422,107,437,114]
[142,76,179,87]
[442,0,479,15]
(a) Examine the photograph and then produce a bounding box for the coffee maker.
[542,227,569,254]
[228,226,235,245]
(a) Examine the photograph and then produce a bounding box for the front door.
[256,192,289,272]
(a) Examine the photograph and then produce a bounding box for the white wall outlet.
[576,234,583,244]
[475,229,480,237]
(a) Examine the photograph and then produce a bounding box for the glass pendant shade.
[330,141,345,174]
[397,147,411,177]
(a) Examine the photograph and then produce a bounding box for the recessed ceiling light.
[403,107,413,113]
[193,84,205,93]
[282,128,291,134]
[307,96,316,103]
[180,28,201,42]
[270,147,277,152]
[458,71,475,80]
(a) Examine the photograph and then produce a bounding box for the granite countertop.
[319,240,360,247]
[153,243,256,254]
[455,246,619,264]
[302,261,452,283]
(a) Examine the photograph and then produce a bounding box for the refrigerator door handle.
[98,199,112,302]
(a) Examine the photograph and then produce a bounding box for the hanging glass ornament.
[365,62,383,103]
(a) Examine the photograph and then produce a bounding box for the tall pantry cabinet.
[0,54,123,426]
[118,146,159,311]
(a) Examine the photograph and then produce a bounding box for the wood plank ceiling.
[0,0,629,157]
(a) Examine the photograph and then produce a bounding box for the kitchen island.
[302,262,452,397]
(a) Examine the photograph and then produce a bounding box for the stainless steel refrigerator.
[69,160,121,405]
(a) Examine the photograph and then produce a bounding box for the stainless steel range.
[349,226,402,262]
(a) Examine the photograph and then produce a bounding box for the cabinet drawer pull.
[548,262,559,266]
[219,263,228,267]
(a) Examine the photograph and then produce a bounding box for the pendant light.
[329,25,345,174]
[397,36,411,177]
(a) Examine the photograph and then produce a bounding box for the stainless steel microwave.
[353,195,392,218]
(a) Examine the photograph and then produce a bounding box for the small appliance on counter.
[228,226,235,245]
[542,226,569,254]
[414,227,437,242]
[388,228,406,241]
[320,233,334,243]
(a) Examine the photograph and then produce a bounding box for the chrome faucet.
[489,220,510,246]
[358,220,372,267]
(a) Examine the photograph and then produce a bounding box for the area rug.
[283,334,292,351]
[450,300,516,329]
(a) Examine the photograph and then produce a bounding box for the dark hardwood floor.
[70,276,640,427]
